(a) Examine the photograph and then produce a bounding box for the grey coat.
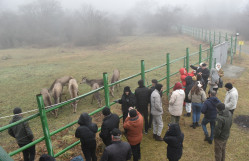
[151,89,163,115]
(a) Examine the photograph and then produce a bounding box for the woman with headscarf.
[163,123,184,161]
[209,68,220,92]
[216,63,224,78]
[169,82,185,124]
[115,86,136,123]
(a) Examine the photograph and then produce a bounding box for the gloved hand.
[114,99,120,103]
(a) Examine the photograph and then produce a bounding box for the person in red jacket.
[123,107,144,161]
[179,68,195,88]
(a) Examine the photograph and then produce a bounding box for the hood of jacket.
[78,113,92,126]
[179,68,187,75]
[185,76,193,86]
[176,89,185,95]
[123,86,132,95]
[206,97,220,106]
[167,123,181,137]
[11,115,22,123]
[218,109,231,117]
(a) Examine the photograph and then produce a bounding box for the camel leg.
[91,95,94,104]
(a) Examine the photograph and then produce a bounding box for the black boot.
[204,135,209,141]
[195,122,201,127]
[190,123,196,129]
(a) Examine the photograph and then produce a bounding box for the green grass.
[1,34,248,161]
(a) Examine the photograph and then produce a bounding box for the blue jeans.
[202,117,215,140]
[192,103,202,123]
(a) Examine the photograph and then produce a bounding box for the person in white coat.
[169,82,185,124]
[224,83,238,115]
[151,83,164,141]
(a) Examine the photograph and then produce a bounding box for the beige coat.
[169,89,185,116]
[188,89,206,103]
[224,87,238,110]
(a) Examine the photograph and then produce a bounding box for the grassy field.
[0,35,248,161]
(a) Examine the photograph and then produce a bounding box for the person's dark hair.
[196,74,202,81]
[191,82,201,95]
[39,154,56,161]
[216,103,225,111]
[102,107,111,116]
[129,109,137,117]
[210,91,217,97]
[225,83,233,90]
[13,107,22,114]
[138,79,144,87]
[155,83,163,92]
[202,63,207,67]
[152,79,158,84]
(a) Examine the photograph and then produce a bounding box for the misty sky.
[1,0,248,15]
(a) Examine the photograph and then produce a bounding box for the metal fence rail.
[0,25,235,160]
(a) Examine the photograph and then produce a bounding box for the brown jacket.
[123,111,143,145]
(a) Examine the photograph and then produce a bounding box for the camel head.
[80,77,87,84]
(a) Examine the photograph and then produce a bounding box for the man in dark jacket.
[190,63,210,91]
[99,107,120,146]
[184,76,194,117]
[214,103,233,161]
[115,86,136,123]
[75,113,98,161]
[8,107,35,161]
[135,79,150,134]
[163,123,184,161]
[100,128,132,161]
[201,91,221,144]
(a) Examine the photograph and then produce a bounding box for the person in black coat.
[75,113,98,161]
[164,123,184,161]
[115,86,136,123]
[191,63,210,91]
[135,79,150,134]
[99,107,120,146]
[100,128,132,161]
[184,76,194,117]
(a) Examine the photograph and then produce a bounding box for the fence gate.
[213,42,229,67]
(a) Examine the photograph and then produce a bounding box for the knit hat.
[216,103,225,111]
[13,107,22,114]
[129,109,137,117]
[102,107,111,116]
[202,63,207,67]
[173,82,182,91]
[111,128,122,136]
[225,83,233,89]
[124,86,131,92]
[152,79,158,84]
[39,154,56,161]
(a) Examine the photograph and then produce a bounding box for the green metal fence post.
[36,94,54,156]
[166,53,170,97]
[230,36,233,64]
[209,31,211,42]
[213,31,216,44]
[225,33,228,41]
[140,60,145,85]
[186,48,190,72]
[103,72,110,107]
[239,44,242,58]
[235,34,238,54]
[219,32,221,44]
[214,58,216,68]
[199,44,202,64]
[209,42,213,70]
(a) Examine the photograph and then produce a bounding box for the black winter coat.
[201,97,221,120]
[184,76,194,103]
[118,93,136,114]
[75,113,98,148]
[100,141,132,161]
[135,86,150,112]
[164,124,184,161]
[99,113,120,146]
[190,65,210,82]
[8,115,34,144]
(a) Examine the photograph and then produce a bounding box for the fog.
[0,0,248,49]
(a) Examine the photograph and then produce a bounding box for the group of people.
[7,62,239,161]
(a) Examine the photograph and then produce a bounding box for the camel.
[51,82,63,117]
[109,69,120,97]
[40,88,56,115]
[91,83,102,107]
[68,79,79,113]
[49,76,73,92]
[80,77,104,87]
